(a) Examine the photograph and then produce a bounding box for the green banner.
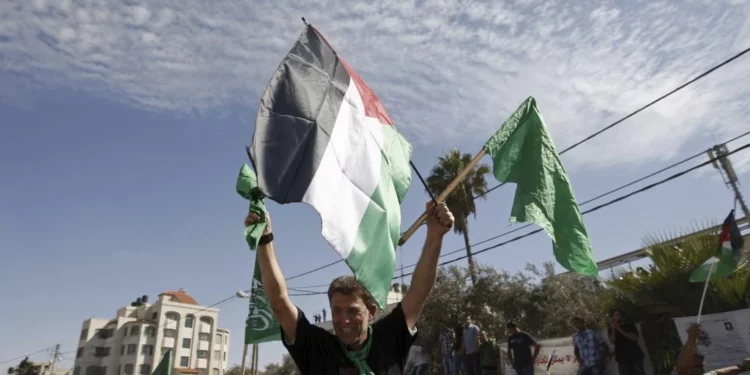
[244,257,281,344]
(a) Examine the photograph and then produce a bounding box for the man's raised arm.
[245,210,299,342]
[402,202,454,329]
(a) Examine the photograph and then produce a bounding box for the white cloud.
[1,0,749,170]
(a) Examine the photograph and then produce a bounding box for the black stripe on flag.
[250,25,351,203]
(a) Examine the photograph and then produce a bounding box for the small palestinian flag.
[690,210,745,282]
[248,24,412,308]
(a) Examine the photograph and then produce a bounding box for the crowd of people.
[433,309,648,375]
[437,316,540,375]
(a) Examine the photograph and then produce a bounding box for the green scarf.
[236,164,267,250]
[339,325,374,375]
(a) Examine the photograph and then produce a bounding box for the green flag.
[483,96,597,277]
[236,163,267,250]
[690,210,744,282]
[151,349,171,375]
[245,256,281,344]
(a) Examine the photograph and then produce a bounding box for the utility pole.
[708,144,750,218]
[239,344,248,375]
[49,344,61,375]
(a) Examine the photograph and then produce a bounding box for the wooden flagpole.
[398,148,488,246]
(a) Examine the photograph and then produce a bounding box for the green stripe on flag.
[346,126,412,308]
[483,97,598,277]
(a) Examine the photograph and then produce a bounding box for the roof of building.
[159,289,198,305]
[175,369,199,374]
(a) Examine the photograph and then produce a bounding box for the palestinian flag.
[690,210,745,282]
[248,24,412,308]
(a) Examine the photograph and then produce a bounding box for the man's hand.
[686,323,702,340]
[425,202,454,237]
[245,208,272,236]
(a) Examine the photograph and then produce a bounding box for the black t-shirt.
[282,303,416,374]
[507,332,537,367]
[611,323,644,363]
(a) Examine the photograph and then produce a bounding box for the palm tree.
[426,149,490,285]
[606,223,749,375]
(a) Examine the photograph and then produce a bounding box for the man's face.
[572,319,585,331]
[480,331,488,343]
[508,326,519,334]
[330,292,373,347]
[611,311,622,323]
[465,317,472,326]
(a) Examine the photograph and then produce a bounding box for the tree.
[426,149,491,285]
[417,262,607,374]
[8,358,41,375]
[260,354,298,375]
[606,225,750,375]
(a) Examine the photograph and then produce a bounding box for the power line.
[396,140,750,279]
[477,45,750,199]
[280,46,750,284]
[392,129,750,272]
[0,346,55,365]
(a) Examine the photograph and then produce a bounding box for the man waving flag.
[248,23,413,308]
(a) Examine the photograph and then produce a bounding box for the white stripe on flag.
[302,78,384,259]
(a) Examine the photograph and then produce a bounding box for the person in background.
[322,308,327,322]
[440,321,457,375]
[454,316,465,375]
[673,323,749,375]
[478,331,501,375]
[571,317,608,375]
[507,321,541,375]
[608,309,645,375]
[462,316,482,375]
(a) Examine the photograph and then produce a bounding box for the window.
[223,352,226,361]
[163,329,176,338]
[94,347,110,357]
[166,313,179,321]
[117,366,120,375]
[182,338,191,349]
[180,356,189,367]
[184,316,194,328]
[120,346,124,355]
[151,312,158,320]
[123,365,134,375]
[197,350,207,359]
[73,367,81,375]
[97,329,113,339]
[212,369,219,375]
[214,334,221,344]
[129,326,140,336]
[141,345,154,356]
[213,350,220,359]
[144,326,156,337]
[139,365,151,375]
[198,333,210,341]
[126,344,137,355]
[76,348,83,358]
[80,329,89,340]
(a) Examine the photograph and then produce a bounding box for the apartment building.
[73,290,230,375]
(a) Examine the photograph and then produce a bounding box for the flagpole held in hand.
[696,263,716,324]
[398,148,487,246]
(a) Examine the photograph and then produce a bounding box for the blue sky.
[2,0,750,370]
